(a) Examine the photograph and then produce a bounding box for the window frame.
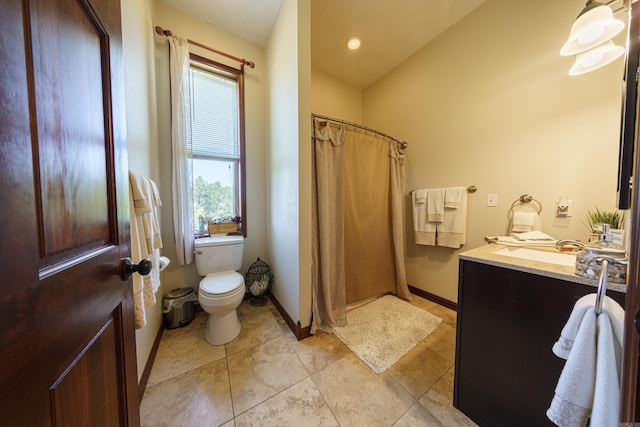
[189,53,247,237]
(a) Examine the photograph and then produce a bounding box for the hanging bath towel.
[412,190,436,245]
[436,186,467,248]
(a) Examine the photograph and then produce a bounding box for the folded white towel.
[485,236,519,244]
[427,188,446,222]
[415,189,427,204]
[444,186,465,209]
[512,211,537,232]
[485,236,558,247]
[547,295,625,427]
[412,191,436,245]
[511,231,555,241]
[437,188,467,248]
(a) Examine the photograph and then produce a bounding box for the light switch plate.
[486,194,498,207]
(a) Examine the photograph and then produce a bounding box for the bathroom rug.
[333,295,442,373]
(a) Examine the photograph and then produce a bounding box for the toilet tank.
[194,235,244,275]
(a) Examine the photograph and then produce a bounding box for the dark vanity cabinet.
[453,259,625,427]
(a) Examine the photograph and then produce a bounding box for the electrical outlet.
[486,194,498,207]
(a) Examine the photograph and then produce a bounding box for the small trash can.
[163,287,196,329]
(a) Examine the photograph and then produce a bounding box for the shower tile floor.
[140,295,478,426]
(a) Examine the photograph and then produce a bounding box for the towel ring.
[509,194,542,214]
[507,194,543,234]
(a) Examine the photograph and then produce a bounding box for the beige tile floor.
[140,295,478,426]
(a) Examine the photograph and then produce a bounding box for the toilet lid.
[200,271,244,296]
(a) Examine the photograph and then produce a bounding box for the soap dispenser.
[598,224,614,247]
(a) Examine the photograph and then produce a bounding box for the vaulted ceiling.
[160,0,487,89]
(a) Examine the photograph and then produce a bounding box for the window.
[185,54,246,236]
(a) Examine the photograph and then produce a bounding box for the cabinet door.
[454,260,624,427]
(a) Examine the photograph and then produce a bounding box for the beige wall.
[121,0,161,381]
[311,67,362,123]
[125,1,270,377]
[361,0,625,302]
[266,0,312,328]
[297,1,312,328]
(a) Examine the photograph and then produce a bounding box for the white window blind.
[187,66,240,160]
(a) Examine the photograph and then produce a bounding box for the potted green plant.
[583,207,624,244]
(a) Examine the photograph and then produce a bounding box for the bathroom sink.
[493,247,576,267]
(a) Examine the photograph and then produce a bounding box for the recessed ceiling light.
[346,37,361,50]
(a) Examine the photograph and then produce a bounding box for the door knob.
[120,258,152,281]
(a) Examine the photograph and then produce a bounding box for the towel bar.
[409,185,477,195]
[594,256,628,314]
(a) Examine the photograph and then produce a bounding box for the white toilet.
[194,235,245,345]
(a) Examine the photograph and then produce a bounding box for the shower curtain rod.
[155,25,256,69]
[312,114,408,149]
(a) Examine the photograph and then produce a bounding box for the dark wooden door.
[0,0,139,425]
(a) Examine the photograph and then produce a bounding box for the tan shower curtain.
[311,117,410,334]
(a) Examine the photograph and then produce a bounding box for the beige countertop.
[459,243,627,293]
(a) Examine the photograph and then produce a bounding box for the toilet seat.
[199,271,244,297]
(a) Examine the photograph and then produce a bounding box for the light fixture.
[346,36,361,50]
[569,39,625,75]
[560,1,625,56]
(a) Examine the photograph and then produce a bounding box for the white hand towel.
[412,191,435,245]
[591,313,621,427]
[547,295,625,427]
[129,169,153,214]
[511,211,537,232]
[415,189,427,204]
[436,188,468,248]
[552,296,594,360]
[427,188,446,222]
[547,309,596,427]
[552,294,624,360]
[444,186,465,209]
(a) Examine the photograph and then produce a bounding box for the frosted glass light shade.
[561,3,625,56]
[569,40,625,75]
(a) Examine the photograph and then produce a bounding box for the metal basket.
[245,258,272,306]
